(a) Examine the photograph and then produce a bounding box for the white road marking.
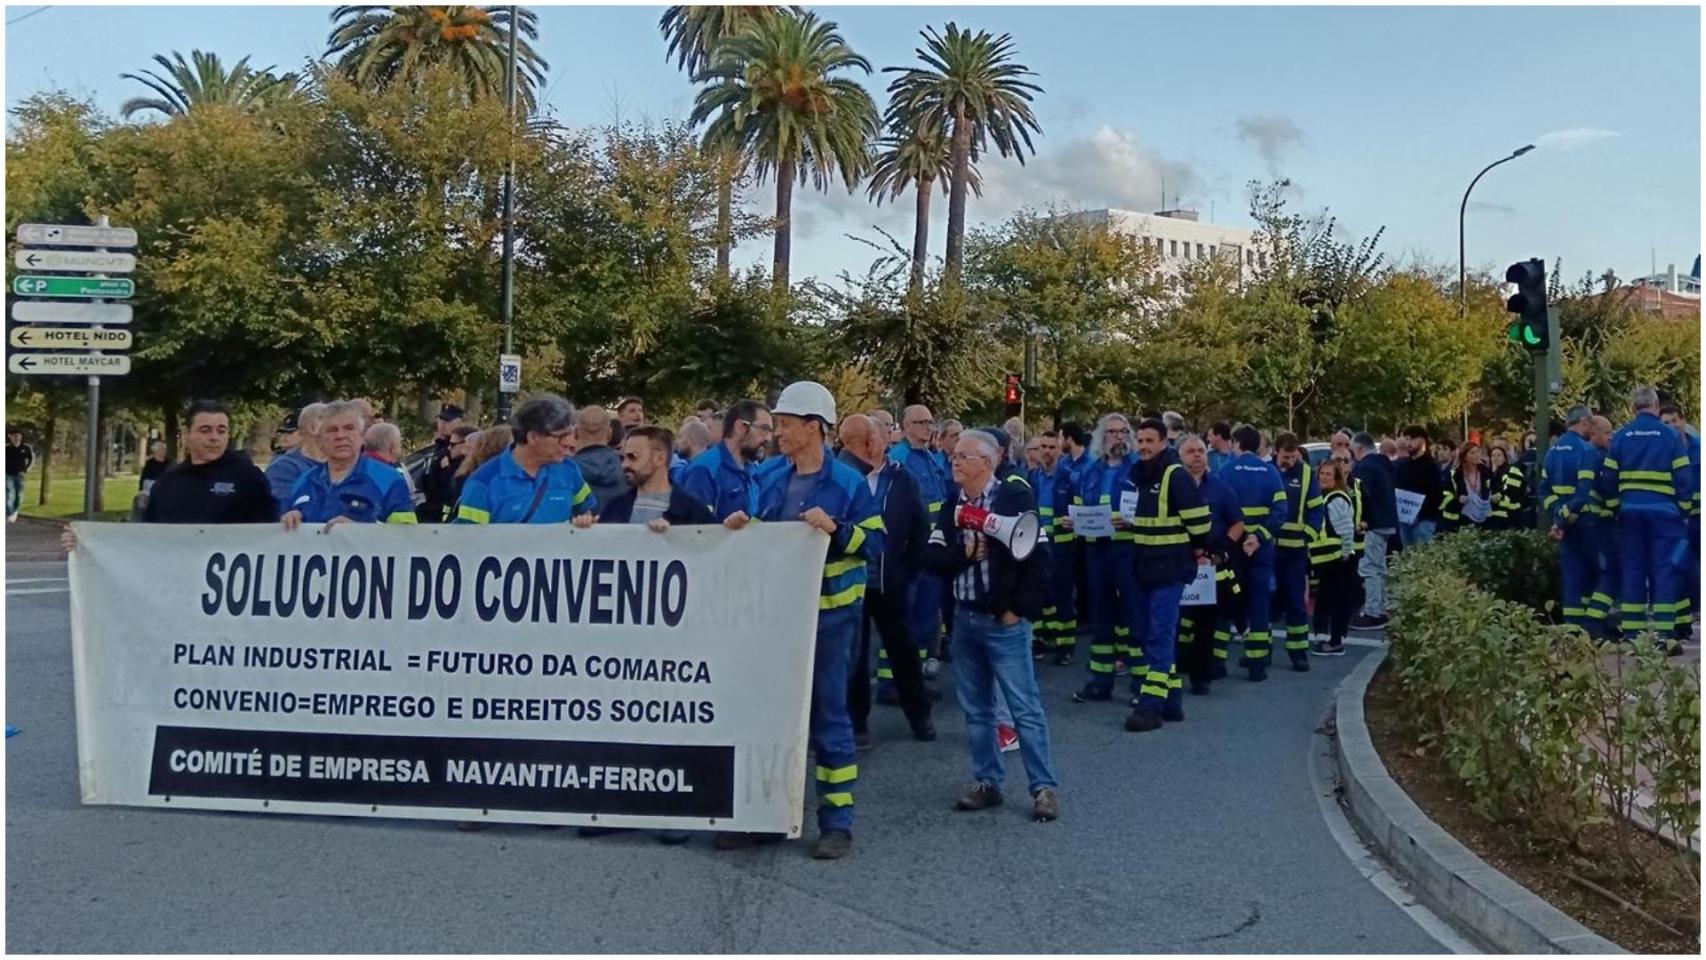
[7,578,67,585]
[1310,703,1483,954]
[6,587,69,596]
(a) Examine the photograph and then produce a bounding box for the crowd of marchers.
[34,380,1700,862]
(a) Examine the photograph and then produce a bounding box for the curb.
[1333,647,1625,955]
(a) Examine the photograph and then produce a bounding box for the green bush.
[1388,531,1700,890]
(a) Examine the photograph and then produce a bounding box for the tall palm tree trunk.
[944,108,973,286]
[715,146,736,283]
[773,158,794,296]
[910,176,932,293]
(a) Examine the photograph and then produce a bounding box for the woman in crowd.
[1487,438,1529,530]
[1309,459,1361,656]
[1441,440,1494,531]
[448,425,513,520]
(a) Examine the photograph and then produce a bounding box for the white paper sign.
[1181,564,1217,606]
[1396,488,1426,526]
[68,522,827,835]
[1118,491,1138,520]
[1068,504,1114,538]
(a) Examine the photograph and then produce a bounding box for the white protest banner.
[1068,504,1114,538]
[1395,488,1426,526]
[1181,564,1217,606]
[1118,491,1138,521]
[69,522,827,835]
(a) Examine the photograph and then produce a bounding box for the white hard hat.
[772,381,838,426]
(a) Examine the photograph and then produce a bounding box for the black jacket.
[417,437,460,522]
[1352,452,1399,531]
[574,445,631,510]
[837,449,927,595]
[143,450,278,524]
[1394,453,1445,524]
[922,473,1050,622]
[5,442,32,477]
[598,485,715,525]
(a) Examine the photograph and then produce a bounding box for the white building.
[1626,260,1701,298]
[1069,207,1269,281]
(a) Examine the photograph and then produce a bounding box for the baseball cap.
[277,410,300,434]
[437,404,465,422]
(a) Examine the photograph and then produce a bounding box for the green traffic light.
[1522,326,1542,346]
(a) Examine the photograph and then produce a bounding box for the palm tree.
[119,50,299,119]
[325,6,548,111]
[866,112,980,292]
[885,23,1043,286]
[658,5,794,283]
[689,11,878,295]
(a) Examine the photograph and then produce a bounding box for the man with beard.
[680,399,773,524]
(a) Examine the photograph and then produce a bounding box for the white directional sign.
[9,327,133,350]
[499,353,522,393]
[15,223,138,248]
[8,353,131,376]
[14,249,136,273]
[9,302,133,326]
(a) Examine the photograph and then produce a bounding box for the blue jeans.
[1399,520,1436,549]
[952,610,1059,794]
[5,473,22,516]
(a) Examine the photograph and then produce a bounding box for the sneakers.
[1290,654,1311,673]
[1350,613,1389,630]
[997,724,1020,753]
[812,830,852,860]
[1124,709,1163,732]
[955,781,1005,811]
[1031,787,1060,822]
[1052,648,1074,666]
[922,657,941,680]
[1310,640,1346,656]
[1071,684,1112,703]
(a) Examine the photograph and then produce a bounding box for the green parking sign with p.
[12,275,134,299]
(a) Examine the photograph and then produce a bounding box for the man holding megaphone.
[924,430,1061,823]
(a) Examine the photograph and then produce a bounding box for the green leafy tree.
[884,23,1042,286]
[658,4,792,283]
[690,10,878,296]
[119,50,299,120]
[326,6,548,111]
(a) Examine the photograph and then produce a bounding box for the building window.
[1197,243,1206,259]
[1258,251,1267,269]
[1246,250,1254,266]
[1169,239,1178,257]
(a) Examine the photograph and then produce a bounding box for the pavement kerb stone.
[1333,646,1626,955]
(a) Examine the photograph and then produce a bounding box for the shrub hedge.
[1387,528,1700,889]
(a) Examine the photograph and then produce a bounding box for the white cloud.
[1235,115,1306,174]
[1467,200,1516,217]
[978,125,1198,216]
[1536,127,1621,150]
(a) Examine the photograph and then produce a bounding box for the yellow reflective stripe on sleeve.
[1549,484,1577,494]
[857,515,885,531]
[1133,533,1189,546]
[927,500,944,512]
[1619,482,1676,496]
[823,557,863,577]
[1177,505,1210,520]
[1603,457,1619,470]
[822,792,854,807]
[573,483,593,505]
[456,504,491,523]
[815,764,858,784]
[1243,506,1270,517]
[1184,521,1210,536]
[1623,470,1674,482]
[1673,456,1692,469]
[1575,470,1597,480]
[386,511,418,524]
[819,583,865,609]
[845,526,867,555]
[1272,490,1287,502]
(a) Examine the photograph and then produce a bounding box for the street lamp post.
[1457,144,1534,435]
[496,5,519,425]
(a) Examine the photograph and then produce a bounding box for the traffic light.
[1504,258,1549,352]
[1003,372,1023,418]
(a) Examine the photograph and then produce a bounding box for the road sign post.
[8,354,132,375]
[14,250,136,273]
[8,327,133,350]
[10,302,133,325]
[499,354,522,395]
[11,276,134,299]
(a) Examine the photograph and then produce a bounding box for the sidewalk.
[6,516,68,563]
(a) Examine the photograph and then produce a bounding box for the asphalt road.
[6,519,1449,954]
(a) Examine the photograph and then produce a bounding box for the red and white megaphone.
[954,504,1042,561]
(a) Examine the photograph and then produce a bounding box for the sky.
[4,3,1700,287]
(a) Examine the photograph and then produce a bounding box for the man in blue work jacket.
[1660,403,1701,640]
[451,394,598,527]
[1271,433,1321,672]
[888,404,950,684]
[1542,406,1604,635]
[679,399,772,523]
[281,400,417,531]
[1598,387,1694,651]
[1066,413,1144,704]
[721,381,884,860]
[1030,430,1079,665]
[1223,424,1289,681]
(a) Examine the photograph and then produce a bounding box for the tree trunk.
[772,157,794,297]
[93,417,108,513]
[944,106,973,286]
[36,416,55,506]
[164,408,180,463]
[911,176,932,293]
[716,148,735,284]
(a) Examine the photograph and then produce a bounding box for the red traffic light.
[1004,373,1022,404]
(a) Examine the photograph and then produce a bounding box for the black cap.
[437,404,465,422]
[277,410,300,433]
[980,427,1011,452]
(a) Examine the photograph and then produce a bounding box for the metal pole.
[1022,320,1036,425]
[495,4,519,424]
[1458,144,1534,443]
[83,214,112,519]
[1533,344,1551,532]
